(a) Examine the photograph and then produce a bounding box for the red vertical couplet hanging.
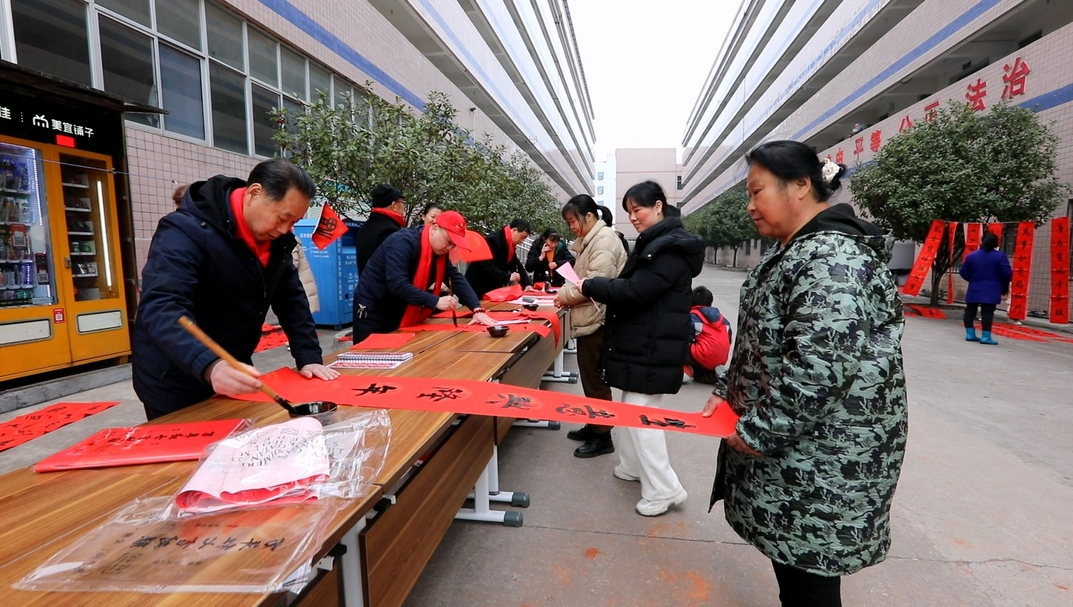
[1007,222,1035,321]
[1049,217,1070,324]
[987,222,1004,242]
[903,220,946,297]
[963,223,982,261]
[946,222,958,304]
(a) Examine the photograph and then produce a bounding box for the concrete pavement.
[1,264,1070,606]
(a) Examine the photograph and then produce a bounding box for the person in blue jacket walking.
[959,231,1012,345]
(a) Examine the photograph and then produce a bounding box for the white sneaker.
[635,488,687,517]
[613,466,639,482]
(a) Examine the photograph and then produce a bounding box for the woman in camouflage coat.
[704,141,908,606]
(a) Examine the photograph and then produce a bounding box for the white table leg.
[338,517,367,607]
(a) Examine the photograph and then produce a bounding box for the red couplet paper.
[235,368,741,438]
[963,223,982,261]
[1049,217,1070,324]
[1007,221,1034,321]
[34,419,248,472]
[903,220,946,296]
[0,402,121,453]
[350,332,417,350]
[947,222,958,304]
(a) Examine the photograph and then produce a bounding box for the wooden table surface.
[0,307,559,606]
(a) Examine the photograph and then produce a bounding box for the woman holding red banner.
[579,181,704,516]
[554,194,628,458]
[351,210,496,344]
[704,140,907,606]
[959,232,1011,345]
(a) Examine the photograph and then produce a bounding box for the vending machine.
[0,137,129,381]
[0,63,153,383]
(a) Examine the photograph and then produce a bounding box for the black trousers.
[963,302,997,331]
[772,561,842,607]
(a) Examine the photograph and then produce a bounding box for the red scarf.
[371,207,405,227]
[399,226,447,327]
[503,226,514,263]
[230,187,271,266]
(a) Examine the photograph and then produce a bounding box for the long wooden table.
[0,303,564,607]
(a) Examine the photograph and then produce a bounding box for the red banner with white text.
[233,369,740,437]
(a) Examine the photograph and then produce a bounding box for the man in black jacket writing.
[132,159,338,420]
[464,218,533,298]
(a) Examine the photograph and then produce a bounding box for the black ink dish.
[288,401,338,425]
[487,325,510,338]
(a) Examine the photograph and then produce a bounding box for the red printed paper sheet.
[0,402,120,453]
[34,419,248,472]
[233,368,740,437]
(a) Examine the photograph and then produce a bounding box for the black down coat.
[132,176,322,419]
[582,217,704,394]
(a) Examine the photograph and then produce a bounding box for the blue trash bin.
[294,219,362,328]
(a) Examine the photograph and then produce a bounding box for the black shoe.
[567,424,597,441]
[574,433,614,458]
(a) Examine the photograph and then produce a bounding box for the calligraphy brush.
[447,277,458,326]
[178,315,299,415]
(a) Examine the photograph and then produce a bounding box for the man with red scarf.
[352,210,496,343]
[464,218,533,299]
[356,183,407,273]
[132,159,338,420]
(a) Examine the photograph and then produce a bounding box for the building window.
[281,46,307,101]
[597,186,604,195]
[597,171,604,180]
[160,44,205,138]
[11,0,92,86]
[97,0,150,27]
[99,17,158,127]
[247,27,278,88]
[310,62,332,102]
[251,84,281,157]
[206,2,243,70]
[209,62,248,154]
[156,0,201,50]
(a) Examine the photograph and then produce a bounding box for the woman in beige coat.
[292,238,320,313]
[555,194,628,458]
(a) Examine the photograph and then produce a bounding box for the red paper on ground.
[256,329,289,352]
[0,402,120,453]
[350,332,416,350]
[34,419,248,472]
[234,369,741,438]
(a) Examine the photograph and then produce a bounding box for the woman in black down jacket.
[581,180,704,517]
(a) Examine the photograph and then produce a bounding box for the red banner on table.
[1007,222,1034,321]
[947,222,958,304]
[0,402,121,453]
[234,368,740,437]
[1049,217,1070,324]
[34,419,249,472]
[404,310,561,345]
[963,223,982,261]
[902,220,946,296]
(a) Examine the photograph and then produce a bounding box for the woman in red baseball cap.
[351,209,495,343]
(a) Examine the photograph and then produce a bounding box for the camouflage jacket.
[717,203,908,576]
